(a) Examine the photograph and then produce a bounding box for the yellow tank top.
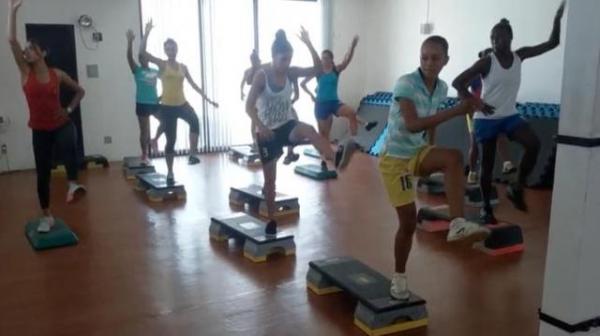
[160,63,186,106]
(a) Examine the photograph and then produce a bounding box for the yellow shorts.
[379,146,434,207]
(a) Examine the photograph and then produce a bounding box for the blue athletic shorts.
[314,100,342,120]
[473,114,525,143]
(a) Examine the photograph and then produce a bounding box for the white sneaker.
[467,171,479,185]
[447,218,490,243]
[502,161,516,174]
[66,184,87,203]
[390,273,411,301]
[37,216,55,233]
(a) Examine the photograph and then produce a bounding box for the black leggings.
[480,123,540,209]
[32,122,79,209]
[159,103,200,154]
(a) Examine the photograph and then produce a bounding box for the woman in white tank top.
[245,28,359,236]
[453,2,565,224]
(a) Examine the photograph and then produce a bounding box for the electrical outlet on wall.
[104,136,112,144]
[1,144,7,155]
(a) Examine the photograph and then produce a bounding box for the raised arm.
[452,57,495,115]
[517,1,565,61]
[401,98,478,133]
[182,64,219,108]
[55,69,85,114]
[126,30,137,73]
[7,0,28,77]
[300,75,315,102]
[289,26,323,79]
[336,35,359,73]
[139,20,165,69]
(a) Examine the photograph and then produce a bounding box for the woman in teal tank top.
[126,29,160,164]
[301,36,377,169]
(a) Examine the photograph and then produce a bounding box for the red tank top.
[23,69,68,130]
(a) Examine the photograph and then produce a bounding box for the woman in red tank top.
[8,0,86,233]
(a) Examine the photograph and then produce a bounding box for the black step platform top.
[418,206,481,223]
[230,145,259,158]
[123,157,154,169]
[137,173,182,189]
[211,213,293,244]
[231,185,297,202]
[295,164,337,180]
[303,147,321,159]
[309,257,426,312]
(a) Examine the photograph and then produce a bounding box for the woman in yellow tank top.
[140,20,218,183]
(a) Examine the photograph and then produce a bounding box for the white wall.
[0,0,141,171]
[332,0,565,104]
[330,0,369,108]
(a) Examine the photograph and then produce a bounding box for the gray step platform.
[307,257,428,335]
[229,184,299,218]
[303,147,321,159]
[209,213,295,262]
[25,218,78,251]
[416,205,524,255]
[229,145,261,166]
[122,156,156,180]
[136,172,186,202]
[294,164,337,181]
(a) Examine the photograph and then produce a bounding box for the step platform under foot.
[229,184,299,218]
[209,213,295,262]
[307,257,428,335]
[228,145,261,166]
[474,223,524,256]
[25,218,78,251]
[294,164,337,180]
[136,172,186,202]
[303,147,321,159]
[123,156,156,180]
[417,205,524,255]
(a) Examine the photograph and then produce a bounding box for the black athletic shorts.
[257,120,298,163]
[136,103,160,117]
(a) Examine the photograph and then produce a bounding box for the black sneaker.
[365,121,378,131]
[283,153,300,165]
[188,155,201,165]
[335,139,359,171]
[507,185,528,212]
[265,220,277,237]
[166,174,175,186]
[320,160,328,171]
[479,208,498,225]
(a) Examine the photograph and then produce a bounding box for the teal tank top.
[316,71,339,102]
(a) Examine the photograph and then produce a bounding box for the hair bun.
[275,29,287,42]
[500,18,510,25]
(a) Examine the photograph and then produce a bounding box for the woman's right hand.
[126,29,135,42]
[144,20,154,35]
[257,124,274,141]
[298,26,311,45]
[9,0,23,10]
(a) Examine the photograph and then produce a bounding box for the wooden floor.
[0,150,552,336]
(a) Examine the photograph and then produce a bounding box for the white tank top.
[475,52,522,120]
[256,69,294,129]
